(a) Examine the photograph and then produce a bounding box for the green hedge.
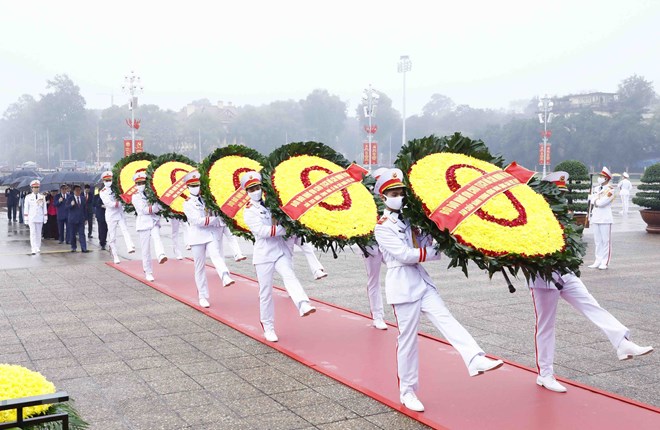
[633,162,660,210]
[554,160,590,213]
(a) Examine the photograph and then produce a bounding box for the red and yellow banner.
[123,140,132,157]
[281,163,368,220]
[538,143,551,165]
[220,188,250,218]
[120,185,137,204]
[429,162,535,233]
[362,142,378,165]
[135,140,144,153]
[160,170,196,206]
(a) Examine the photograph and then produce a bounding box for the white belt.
[386,261,415,269]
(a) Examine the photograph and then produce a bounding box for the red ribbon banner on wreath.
[120,185,138,204]
[160,170,197,206]
[281,163,368,220]
[221,188,250,218]
[429,162,535,233]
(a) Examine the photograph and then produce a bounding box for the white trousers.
[363,246,384,320]
[254,255,310,332]
[108,216,135,260]
[592,223,612,265]
[191,239,228,300]
[139,226,165,275]
[531,278,629,377]
[222,228,242,256]
[620,191,630,214]
[292,237,324,275]
[28,222,43,253]
[171,219,185,258]
[393,285,484,396]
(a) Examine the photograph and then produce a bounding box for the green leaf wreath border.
[199,145,267,241]
[111,152,156,215]
[145,153,198,221]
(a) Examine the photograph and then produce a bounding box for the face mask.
[385,195,404,211]
[136,185,146,193]
[597,177,605,185]
[188,186,200,196]
[104,181,112,188]
[248,189,262,201]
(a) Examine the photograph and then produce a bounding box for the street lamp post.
[398,55,412,148]
[122,70,143,154]
[361,85,379,172]
[537,95,554,177]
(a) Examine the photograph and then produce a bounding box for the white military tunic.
[528,272,629,377]
[183,196,231,301]
[132,192,166,275]
[589,183,616,266]
[243,198,311,331]
[375,209,484,397]
[24,192,48,253]
[99,186,135,260]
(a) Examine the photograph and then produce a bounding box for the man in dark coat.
[66,185,88,253]
[5,186,19,222]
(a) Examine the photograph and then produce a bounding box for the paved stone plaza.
[1,201,658,429]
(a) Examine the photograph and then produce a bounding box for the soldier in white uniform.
[373,169,503,412]
[99,171,135,264]
[181,171,235,308]
[241,171,316,343]
[530,171,653,393]
[617,172,632,215]
[131,169,167,281]
[588,167,616,270]
[363,167,389,330]
[24,180,48,255]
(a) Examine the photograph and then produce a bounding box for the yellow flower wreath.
[272,155,377,238]
[409,153,565,256]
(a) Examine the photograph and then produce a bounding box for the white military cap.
[240,171,262,190]
[371,167,388,180]
[374,168,405,195]
[133,168,147,182]
[30,179,41,187]
[623,172,629,179]
[102,171,113,180]
[599,166,612,180]
[182,170,201,186]
[542,171,569,191]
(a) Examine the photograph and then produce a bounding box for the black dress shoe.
[82,250,90,253]
[70,249,76,253]
[58,241,63,244]
[101,246,106,250]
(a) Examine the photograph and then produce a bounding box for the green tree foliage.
[633,162,660,210]
[554,160,590,212]
[617,74,657,113]
[422,93,455,117]
[301,89,346,144]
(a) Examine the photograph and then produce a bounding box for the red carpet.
[109,259,660,429]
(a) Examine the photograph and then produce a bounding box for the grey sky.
[1,0,659,116]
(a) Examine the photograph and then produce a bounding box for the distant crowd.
[5,183,107,253]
